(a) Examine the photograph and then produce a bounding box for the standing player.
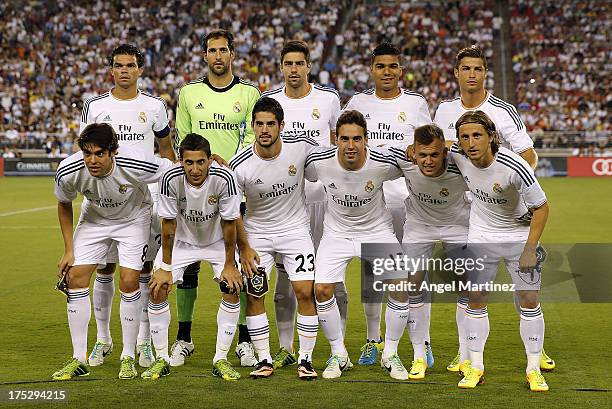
[145,134,243,380]
[434,45,554,372]
[305,110,409,379]
[262,40,343,368]
[387,124,470,380]
[173,29,261,367]
[451,111,550,391]
[80,44,176,369]
[52,123,172,380]
[344,42,432,366]
[230,97,319,380]
[434,46,538,168]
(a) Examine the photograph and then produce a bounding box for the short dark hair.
[455,45,488,70]
[203,29,234,52]
[179,134,212,158]
[108,44,145,68]
[78,123,119,152]
[415,124,445,145]
[371,42,401,66]
[280,40,310,64]
[336,110,367,137]
[455,110,499,154]
[252,97,284,125]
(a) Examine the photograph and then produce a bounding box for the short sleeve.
[153,99,171,137]
[157,175,178,219]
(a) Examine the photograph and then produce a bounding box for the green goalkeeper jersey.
[175,76,260,160]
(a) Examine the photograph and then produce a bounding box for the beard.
[211,63,229,77]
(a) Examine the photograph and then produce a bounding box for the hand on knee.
[150,291,168,304]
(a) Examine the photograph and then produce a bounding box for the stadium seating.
[510,0,610,137]
[0,0,609,154]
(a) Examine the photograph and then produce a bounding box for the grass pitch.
[0,177,610,408]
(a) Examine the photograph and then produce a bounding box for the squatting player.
[262,40,342,369]
[451,111,550,392]
[52,123,172,380]
[434,45,554,372]
[230,97,319,380]
[304,110,407,379]
[173,29,261,367]
[344,42,432,366]
[80,44,176,369]
[145,134,243,380]
[387,124,470,380]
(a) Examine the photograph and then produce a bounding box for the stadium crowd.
[0,0,342,154]
[0,0,609,155]
[326,0,496,110]
[510,0,611,135]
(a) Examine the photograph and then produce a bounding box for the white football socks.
[148,300,170,361]
[214,298,240,363]
[382,297,409,358]
[246,313,272,364]
[316,296,347,356]
[119,290,142,359]
[67,288,91,363]
[520,304,545,373]
[93,274,114,343]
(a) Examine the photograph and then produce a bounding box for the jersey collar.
[283,83,313,100]
[203,76,239,93]
[109,89,141,102]
[460,91,489,110]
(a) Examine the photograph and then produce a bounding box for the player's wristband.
[159,262,172,271]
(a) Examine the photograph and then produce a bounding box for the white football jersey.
[264,83,341,203]
[450,148,547,234]
[305,147,403,237]
[433,92,533,153]
[388,146,470,226]
[343,88,431,147]
[54,147,173,225]
[263,84,341,146]
[229,136,318,236]
[157,162,241,247]
[80,90,171,155]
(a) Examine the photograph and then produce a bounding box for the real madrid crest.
[288,164,297,176]
[233,101,242,113]
[118,184,128,194]
[493,183,503,194]
[439,188,449,197]
[365,180,374,192]
[398,111,406,122]
[208,195,218,205]
[311,108,320,120]
[138,112,147,123]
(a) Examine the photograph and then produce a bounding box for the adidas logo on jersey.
[255,178,264,185]
[103,115,112,122]
[328,182,337,189]
[195,102,205,109]
[365,113,371,120]
[449,122,455,129]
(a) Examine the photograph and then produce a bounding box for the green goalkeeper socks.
[238,292,247,325]
[176,287,198,323]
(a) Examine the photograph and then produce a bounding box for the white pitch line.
[0,205,56,217]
